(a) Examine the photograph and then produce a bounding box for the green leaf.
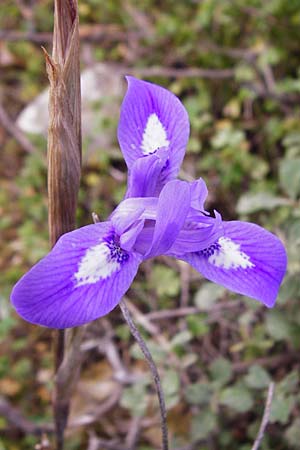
[131,341,166,363]
[162,369,180,396]
[191,410,217,441]
[210,358,233,387]
[219,385,253,413]
[194,283,226,310]
[163,373,181,410]
[121,383,148,417]
[279,158,300,199]
[266,311,293,341]
[185,383,213,405]
[150,265,180,297]
[170,330,192,348]
[278,370,299,394]
[269,394,295,424]
[285,418,300,447]
[278,274,300,303]
[244,365,271,389]
[211,127,245,149]
[237,192,289,214]
[186,314,209,337]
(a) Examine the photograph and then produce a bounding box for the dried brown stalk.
[44,0,81,246]
[44,1,82,449]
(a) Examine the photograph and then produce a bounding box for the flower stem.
[119,299,169,450]
[251,382,275,450]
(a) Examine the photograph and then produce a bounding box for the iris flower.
[11,77,287,328]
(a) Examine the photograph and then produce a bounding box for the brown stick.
[45,0,81,246]
[251,383,275,450]
[0,102,37,154]
[44,1,82,449]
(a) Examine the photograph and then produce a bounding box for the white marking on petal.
[141,113,169,155]
[208,237,255,270]
[74,243,121,286]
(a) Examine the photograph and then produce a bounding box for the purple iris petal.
[11,222,142,328]
[118,77,190,185]
[125,149,169,198]
[169,211,224,255]
[120,219,145,251]
[111,197,158,226]
[180,221,287,307]
[145,180,191,258]
[190,178,209,213]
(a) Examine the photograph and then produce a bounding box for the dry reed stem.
[44,2,82,449]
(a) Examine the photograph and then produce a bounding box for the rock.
[17,63,125,160]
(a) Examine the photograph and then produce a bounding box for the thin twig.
[145,300,243,321]
[233,351,299,373]
[125,416,142,450]
[0,396,53,435]
[119,299,169,450]
[0,384,120,435]
[0,102,37,154]
[251,382,275,450]
[130,66,235,79]
[0,26,133,44]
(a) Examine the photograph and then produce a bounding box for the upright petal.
[190,178,209,213]
[118,77,190,183]
[181,221,287,307]
[145,180,191,258]
[125,149,168,198]
[11,222,142,328]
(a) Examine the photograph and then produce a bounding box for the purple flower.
[11,77,287,328]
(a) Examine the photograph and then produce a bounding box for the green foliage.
[220,385,254,413]
[194,283,226,310]
[121,382,149,417]
[244,365,271,389]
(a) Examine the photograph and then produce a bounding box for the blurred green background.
[1,0,300,449]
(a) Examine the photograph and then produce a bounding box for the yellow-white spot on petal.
[141,113,169,155]
[74,243,121,286]
[208,237,255,270]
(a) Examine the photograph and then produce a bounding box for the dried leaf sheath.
[43,2,82,449]
[44,0,81,247]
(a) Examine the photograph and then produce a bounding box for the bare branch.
[130,66,235,79]
[0,396,52,435]
[0,102,37,154]
[119,299,169,450]
[251,382,275,450]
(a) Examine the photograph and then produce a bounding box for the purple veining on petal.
[11,222,143,328]
[118,77,190,192]
[180,221,287,308]
[199,241,221,258]
[104,231,130,264]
